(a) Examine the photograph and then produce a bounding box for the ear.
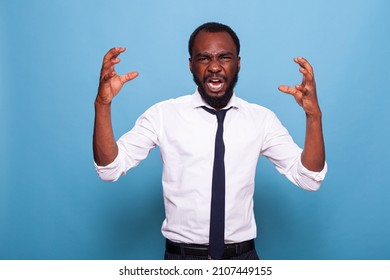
[237,56,241,72]
[189,57,193,73]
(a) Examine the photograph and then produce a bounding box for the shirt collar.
[191,89,240,110]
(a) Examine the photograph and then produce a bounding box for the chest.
[158,109,265,160]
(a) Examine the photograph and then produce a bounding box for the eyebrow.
[195,51,235,58]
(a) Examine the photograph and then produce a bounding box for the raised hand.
[93,47,138,166]
[278,57,321,117]
[278,57,325,172]
[96,47,139,105]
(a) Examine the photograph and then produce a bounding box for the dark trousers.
[164,249,259,260]
[164,239,260,260]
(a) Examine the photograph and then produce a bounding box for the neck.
[198,88,233,110]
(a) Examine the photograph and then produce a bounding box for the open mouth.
[206,77,225,93]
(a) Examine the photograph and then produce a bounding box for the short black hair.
[188,22,240,57]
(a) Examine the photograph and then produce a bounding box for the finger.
[100,71,117,83]
[294,57,314,74]
[101,56,122,75]
[278,85,299,95]
[295,84,309,96]
[100,48,125,78]
[294,57,314,76]
[119,71,139,84]
[278,85,303,106]
[103,47,126,63]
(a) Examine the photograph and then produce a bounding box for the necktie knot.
[201,106,230,123]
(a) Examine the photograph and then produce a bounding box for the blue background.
[1,0,389,260]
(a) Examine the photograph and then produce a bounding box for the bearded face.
[189,31,240,109]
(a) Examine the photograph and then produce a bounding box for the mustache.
[202,74,228,83]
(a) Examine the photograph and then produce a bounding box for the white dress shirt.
[95,90,327,244]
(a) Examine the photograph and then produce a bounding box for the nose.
[208,59,222,73]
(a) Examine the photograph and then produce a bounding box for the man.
[93,22,327,260]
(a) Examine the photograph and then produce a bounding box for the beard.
[193,71,239,109]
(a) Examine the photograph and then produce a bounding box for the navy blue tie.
[202,106,230,259]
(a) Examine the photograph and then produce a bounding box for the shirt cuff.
[297,159,328,182]
[94,155,123,182]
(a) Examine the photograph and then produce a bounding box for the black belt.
[166,239,255,259]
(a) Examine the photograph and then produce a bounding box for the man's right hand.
[93,47,138,166]
[96,47,139,105]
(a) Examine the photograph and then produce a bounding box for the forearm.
[301,111,325,172]
[93,101,118,166]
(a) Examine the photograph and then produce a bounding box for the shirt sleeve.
[94,105,160,182]
[260,112,327,191]
[294,159,328,191]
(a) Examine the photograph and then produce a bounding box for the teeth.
[207,82,224,91]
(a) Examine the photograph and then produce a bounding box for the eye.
[198,56,210,63]
[220,55,232,62]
